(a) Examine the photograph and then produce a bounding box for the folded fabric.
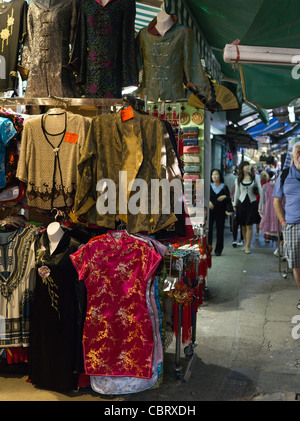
[183,155,200,164]
[183,146,199,154]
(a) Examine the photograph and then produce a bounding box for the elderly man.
[273,141,300,309]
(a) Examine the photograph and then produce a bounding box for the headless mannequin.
[47,222,64,255]
[43,109,66,137]
[155,10,173,36]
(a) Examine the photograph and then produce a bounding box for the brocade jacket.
[21,0,78,97]
[73,109,182,234]
[136,16,209,102]
[70,0,138,98]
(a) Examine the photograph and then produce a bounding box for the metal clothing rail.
[277,219,291,279]
[164,247,201,382]
[0,96,124,107]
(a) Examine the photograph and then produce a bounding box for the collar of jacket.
[115,107,144,135]
[147,15,178,36]
[34,0,69,11]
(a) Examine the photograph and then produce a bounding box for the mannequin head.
[155,10,173,36]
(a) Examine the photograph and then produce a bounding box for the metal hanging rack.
[164,246,201,382]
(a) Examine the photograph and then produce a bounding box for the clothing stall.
[0,0,213,396]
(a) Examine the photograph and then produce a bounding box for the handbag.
[225,198,234,215]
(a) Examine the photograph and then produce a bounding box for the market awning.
[164,0,300,109]
[214,125,258,151]
[135,2,161,32]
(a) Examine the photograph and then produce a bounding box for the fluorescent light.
[288,106,295,122]
[122,86,138,95]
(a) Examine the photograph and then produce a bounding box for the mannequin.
[96,0,110,5]
[155,10,173,36]
[47,222,64,254]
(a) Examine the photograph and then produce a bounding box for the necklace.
[41,112,68,209]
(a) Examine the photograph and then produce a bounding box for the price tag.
[64,132,79,144]
[121,106,134,121]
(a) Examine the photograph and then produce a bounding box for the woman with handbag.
[208,168,232,256]
[233,161,263,254]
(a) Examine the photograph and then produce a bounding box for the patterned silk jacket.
[21,0,78,97]
[70,0,138,98]
[73,109,182,234]
[136,15,209,102]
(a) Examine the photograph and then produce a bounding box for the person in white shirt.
[233,161,262,254]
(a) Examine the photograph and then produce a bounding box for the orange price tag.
[64,132,79,144]
[121,106,134,121]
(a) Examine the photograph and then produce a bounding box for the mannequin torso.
[47,222,64,254]
[95,0,110,5]
[155,10,173,36]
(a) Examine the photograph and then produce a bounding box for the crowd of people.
[208,141,300,310]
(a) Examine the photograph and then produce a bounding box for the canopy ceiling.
[136,1,300,144]
[164,0,300,110]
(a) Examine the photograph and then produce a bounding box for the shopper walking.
[233,161,262,254]
[273,141,300,310]
[208,169,231,256]
[251,165,262,236]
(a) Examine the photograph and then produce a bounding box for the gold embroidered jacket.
[73,110,182,234]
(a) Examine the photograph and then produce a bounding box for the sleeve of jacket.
[16,122,31,184]
[183,27,209,97]
[233,178,240,207]
[73,119,98,216]
[121,0,138,87]
[69,6,87,84]
[20,3,32,75]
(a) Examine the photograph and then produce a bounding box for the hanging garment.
[16,111,90,211]
[73,109,182,234]
[90,273,161,394]
[0,110,23,188]
[260,182,281,234]
[0,225,40,347]
[70,230,162,379]
[0,117,17,189]
[21,0,78,97]
[70,0,138,98]
[136,16,209,102]
[0,0,27,91]
[29,230,83,393]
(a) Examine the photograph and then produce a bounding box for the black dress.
[236,181,260,226]
[29,230,86,393]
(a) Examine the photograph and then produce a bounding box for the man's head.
[292,141,300,170]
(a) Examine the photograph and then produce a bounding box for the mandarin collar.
[147,15,178,36]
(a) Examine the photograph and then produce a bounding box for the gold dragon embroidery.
[1,9,14,53]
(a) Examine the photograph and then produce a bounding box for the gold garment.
[73,110,182,234]
[136,16,209,102]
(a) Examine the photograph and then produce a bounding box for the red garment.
[70,231,162,379]
[6,347,28,364]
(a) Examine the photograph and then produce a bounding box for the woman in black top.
[208,168,231,256]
